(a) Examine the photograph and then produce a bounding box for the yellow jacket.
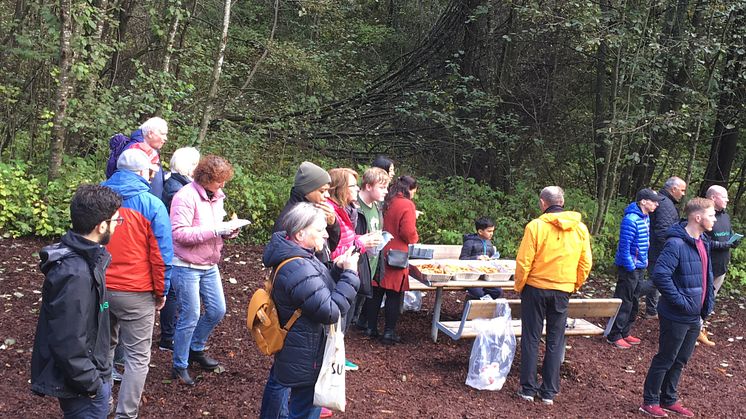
[514,211,592,294]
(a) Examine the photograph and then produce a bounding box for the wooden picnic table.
[408,276,515,342]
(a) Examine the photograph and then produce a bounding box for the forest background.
[1,0,745,290]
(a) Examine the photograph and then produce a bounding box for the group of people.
[31,117,238,418]
[28,120,737,419]
[513,179,736,418]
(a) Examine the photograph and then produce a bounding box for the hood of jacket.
[102,170,150,200]
[538,210,583,231]
[263,231,315,268]
[40,231,107,274]
[463,233,483,242]
[666,221,710,247]
[623,201,645,219]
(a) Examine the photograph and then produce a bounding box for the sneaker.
[320,407,333,418]
[624,335,641,345]
[541,398,554,405]
[639,405,668,417]
[158,338,174,352]
[344,359,359,371]
[608,338,632,349]
[112,368,123,382]
[516,390,534,402]
[661,403,694,417]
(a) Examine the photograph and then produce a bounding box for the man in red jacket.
[102,148,173,418]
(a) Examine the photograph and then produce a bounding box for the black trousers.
[366,286,402,332]
[518,285,570,401]
[607,267,644,341]
[642,317,699,405]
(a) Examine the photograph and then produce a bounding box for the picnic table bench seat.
[437,298,622,341]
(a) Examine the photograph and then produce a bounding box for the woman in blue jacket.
[259,203,360,419]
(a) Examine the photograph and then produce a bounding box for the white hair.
[169,147,200,177]
[705,184,727,199]
[540,186,565,206]
[139,117,168,137]
[664,176,685,191]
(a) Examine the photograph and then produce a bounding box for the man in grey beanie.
[272,161,341,261]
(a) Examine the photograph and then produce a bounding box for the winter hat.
[117,148,151,172]
[294,161,331,196]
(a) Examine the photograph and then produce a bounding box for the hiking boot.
[624,335,641,345]
[158,338,174,352]
[344,359,359,371]
[171,367,195,386]
[381,330,401,345]
[362,328,379,338]
[639,404,668,417]
[608,338,632,349]
[189,350,220,370]
[697,329,715,346]
[320,407,333,418]
[516,390,534,402]
[661,403,694,417]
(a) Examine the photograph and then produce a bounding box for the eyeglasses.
[106,217,125,226]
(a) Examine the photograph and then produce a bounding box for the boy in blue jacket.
[460,217,503,300]
[639,197,716,418]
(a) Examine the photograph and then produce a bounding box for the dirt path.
[1,238,744,418]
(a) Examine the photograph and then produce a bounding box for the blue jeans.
[58,380,111,419]
[260,367,320,419]
[172,265,226,369]
[642,317,699,405]
[159,286,178,341]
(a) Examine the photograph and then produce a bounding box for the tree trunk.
[195,0,232,146]
[699,7,745,195]
[48,0,75,180]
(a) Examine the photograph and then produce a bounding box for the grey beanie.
[294,161,331,196]
[117,148,151,172]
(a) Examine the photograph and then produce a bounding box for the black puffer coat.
[263,231,359,387]
[31,231,112,398]
[163,172,190,212]
[649,188,681,265]
[459,233,496,260]
[272,187,341,265]
[707,210,733,277]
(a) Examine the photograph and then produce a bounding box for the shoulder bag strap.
[269,256,303,331]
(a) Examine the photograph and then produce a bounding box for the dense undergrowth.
[1,158,744,294]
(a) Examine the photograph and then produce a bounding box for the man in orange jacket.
[514,186,592,406]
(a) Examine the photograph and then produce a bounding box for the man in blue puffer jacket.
[607,188,664,349]
[639,197,716,418]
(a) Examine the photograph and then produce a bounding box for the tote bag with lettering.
[313,319,346,411]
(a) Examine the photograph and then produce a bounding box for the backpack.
[105,133,138,179]
[247,257,303,356]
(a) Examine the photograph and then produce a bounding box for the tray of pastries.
[409,262,452,282]
[467,260,515,281]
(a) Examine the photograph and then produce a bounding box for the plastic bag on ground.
[465,300,516,391]
[403,291,423,311]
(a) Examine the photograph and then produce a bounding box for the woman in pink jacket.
[169,155,236,385]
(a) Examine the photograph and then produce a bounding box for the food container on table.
[468,260,516,282]
[439,260,482,281]
[409,261,452,282]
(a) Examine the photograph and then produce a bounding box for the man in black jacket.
[31,184,123,418]
[644,176,687,319]
[701,185,740,345]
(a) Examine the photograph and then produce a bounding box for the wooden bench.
[437,298,622,360]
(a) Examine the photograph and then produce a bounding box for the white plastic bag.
[313,320,346,411]
[403,291,423,311]
[465,301,516,391]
